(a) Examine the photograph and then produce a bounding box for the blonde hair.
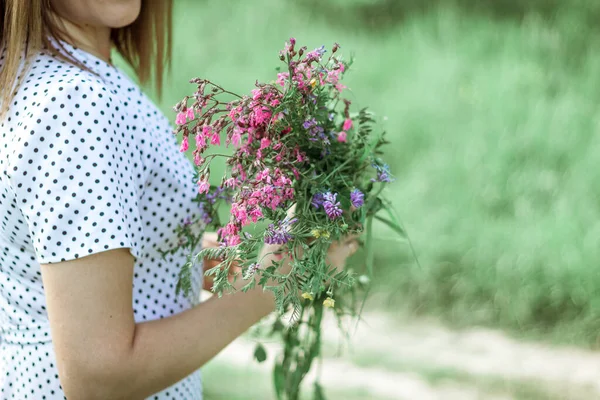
[0,0,173,115]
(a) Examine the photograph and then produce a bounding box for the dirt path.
[212,313,600,399]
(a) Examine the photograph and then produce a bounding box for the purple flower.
[303,117,329,142]
[372,163,395,183]
[206,186,233,204]
[306,46,327,61]
[323,192,343,220]
[311,192,325,209]
[303,118,317,130]
[350,189,364,208]
[264,218,298,245]
[198,203,213,225]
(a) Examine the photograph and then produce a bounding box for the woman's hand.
[325,235,359,271]
[201,232,240,291]
[258,234,359,276]
[258,204,360,275]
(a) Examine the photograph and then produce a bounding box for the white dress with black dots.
[0,43,204,399]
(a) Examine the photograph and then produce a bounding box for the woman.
[0,1,358,399]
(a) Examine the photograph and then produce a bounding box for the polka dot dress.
[0,42,204,399]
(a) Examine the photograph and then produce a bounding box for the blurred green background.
[132,0,600,398]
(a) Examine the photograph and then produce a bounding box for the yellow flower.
[302,292,314,301]
[321,231,330,239]
[309,78,317,88]
[323,297,335,308]
[311,229,321,238]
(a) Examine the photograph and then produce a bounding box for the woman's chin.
[103,2,142,28]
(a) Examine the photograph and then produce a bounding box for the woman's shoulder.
[14,50,115,110]
[6,49,132,134]
[2,51,132,172]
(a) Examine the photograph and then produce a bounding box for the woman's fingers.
[202,231,220,248]
[346,240,359,256]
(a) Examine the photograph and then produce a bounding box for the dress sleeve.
[6,77,144,264]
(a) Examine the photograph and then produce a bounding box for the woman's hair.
[0,0,173,115]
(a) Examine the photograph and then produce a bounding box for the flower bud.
[332,43,340,53]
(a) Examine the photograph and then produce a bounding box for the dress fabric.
[0,42,204,399]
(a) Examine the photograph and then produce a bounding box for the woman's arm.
[41,247,280,400]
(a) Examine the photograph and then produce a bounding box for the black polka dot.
[0,41,203,397]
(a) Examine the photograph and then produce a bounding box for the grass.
[129,0,600,347]
[201,361,395,400]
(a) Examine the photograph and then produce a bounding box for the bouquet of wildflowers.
[166,38,406,400]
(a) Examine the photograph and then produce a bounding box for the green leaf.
[273,363,285,400]
[254,343,268,363]
[314,382,327,400]
[365,214,374,277]
[374,215,406,238]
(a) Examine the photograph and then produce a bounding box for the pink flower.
[175,112,187,125]
[256,168,271,183]
[251,89,262,101]
[249,207,263,223]
[196,133,206,148]
[343,118,353,131]
[231,203,248,225]
[260,137,271,150]
[295,148,306,162]
[337,131,347,143]
[252,107,271,126]
[193,153,204,166]
[197,177,210,194]
[179,136,189,152]
[185,107,194,121]
[228,106,242,120]
[292,168,300,180]
[277,72,289,87]
[227,234,241,246]
[231,130,242,147]
[202,125,213,136]
[210,133,221,146]
[221,222,239,237]
[224,178,237,188]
